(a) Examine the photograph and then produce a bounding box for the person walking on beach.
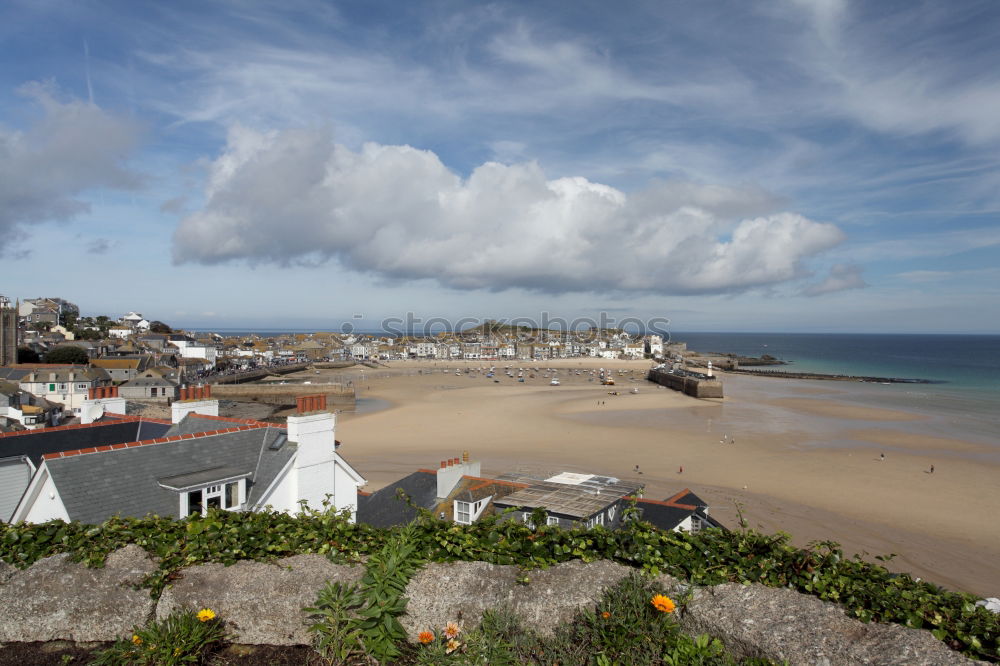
[678,465,683,474]
[880,453,885,461]
[930,465,935,474]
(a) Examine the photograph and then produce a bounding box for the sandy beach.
[303,359,998,597]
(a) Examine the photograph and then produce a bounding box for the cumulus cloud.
[0,82,141,252]
[172,126,845,294]
[802,263,867,296]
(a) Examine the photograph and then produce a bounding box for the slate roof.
[356,470,438,528]
[43,421,292,524]
[121,376,178,388]
[633,489,726,532]
[0,419,172,467]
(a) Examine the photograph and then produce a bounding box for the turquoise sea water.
[673,332,1000,391]
[674,332,1000,446]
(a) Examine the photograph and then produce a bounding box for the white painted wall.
[171,399,219,423]
[15,467,70,523]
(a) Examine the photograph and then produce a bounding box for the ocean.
[673,332,1000,446]
[672,332,1000,391]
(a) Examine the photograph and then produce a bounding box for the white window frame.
[182,479,246,517]
[546,515,560,526]
[454,500,472,524]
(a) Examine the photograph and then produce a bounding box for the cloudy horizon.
[2,0,999,333]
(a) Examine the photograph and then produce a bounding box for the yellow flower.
[173,647,182,656]
[131,634,142,645]
[651,594,676,613]
[445,638,461,654]
[197,608,216,622]
[418,630,435,644]
[444,621,461,639]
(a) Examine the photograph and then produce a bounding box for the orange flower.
[131,634,142,645]
[444,621,461,639]
[651,594,676,613]
[601,611,611,619]
[418,630,435,644]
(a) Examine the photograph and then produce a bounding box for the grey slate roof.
[45,424,294,524]
[356,470,438,528]
[634,490,726,532]
[0,420,172,467]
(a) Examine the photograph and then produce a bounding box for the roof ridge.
[631,496,699,510]
[0,415,149,439]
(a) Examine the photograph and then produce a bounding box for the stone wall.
[0,547,979,664]
[647,368,724,398]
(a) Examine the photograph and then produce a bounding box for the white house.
[18,367,111,415]
[9,393,365,524]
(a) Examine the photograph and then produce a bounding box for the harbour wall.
[647,368,724,398]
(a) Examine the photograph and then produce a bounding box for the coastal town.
[2,292,999,613]
[1,293,725,540]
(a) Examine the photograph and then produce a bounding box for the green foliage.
[2,507,997,661]
[42,345,89,364]
[91,608,227,665]
[307,524,425,664]
[149,320,173,333]
[304,581,368,664]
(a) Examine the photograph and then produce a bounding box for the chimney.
[170,384,219,423]
[287,404,337,511]
[437,452,480,499]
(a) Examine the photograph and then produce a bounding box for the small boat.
[550,378,560,386]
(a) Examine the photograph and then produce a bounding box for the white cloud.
[0,82,141,251]
[172,127,845,295]
[802,263,867,296]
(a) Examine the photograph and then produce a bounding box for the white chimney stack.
[287,410,337,510]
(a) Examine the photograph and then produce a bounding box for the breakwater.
[647,367,724,398]
[727,368,940,384]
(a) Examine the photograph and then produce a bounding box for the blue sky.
[1,0,999,333]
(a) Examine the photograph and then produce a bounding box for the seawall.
[647,367,724,398]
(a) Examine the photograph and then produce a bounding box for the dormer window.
[158,468,249,517]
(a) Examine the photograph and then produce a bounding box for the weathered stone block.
[680,583,979,665]
[0,544,158,642]
[402,559,660,639]
[156,554,363,646]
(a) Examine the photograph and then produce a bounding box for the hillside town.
[1,294,689,431]
[1,293,721,542]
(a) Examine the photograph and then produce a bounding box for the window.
[49,384,55,392]
[547,516,560,526]
[188,489,203,517]
[77,383,88,390]
[454,500,471,524]
[225,482,239,508]
[186,480,244,517]
[522,512,536,530]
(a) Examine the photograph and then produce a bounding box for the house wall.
[18,468,70,523]
[332,459,361,521]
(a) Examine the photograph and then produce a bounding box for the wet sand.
[307,359,999,596]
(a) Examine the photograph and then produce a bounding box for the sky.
[1,0,999,334]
